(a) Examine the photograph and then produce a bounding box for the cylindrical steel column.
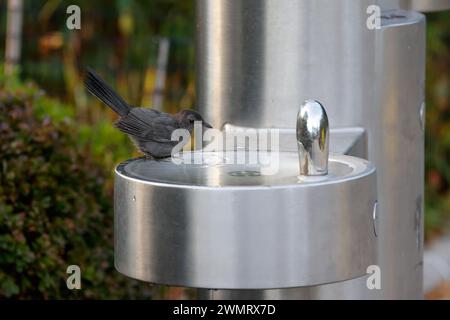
[196,0,378,129]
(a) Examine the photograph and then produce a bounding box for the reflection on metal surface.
[373,201,379,237]
[296,100,329,176]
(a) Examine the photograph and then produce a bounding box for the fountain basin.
[114,151,377,289]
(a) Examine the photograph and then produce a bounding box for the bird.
[84,68,212,159]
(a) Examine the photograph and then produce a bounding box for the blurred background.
[0,0,449,299]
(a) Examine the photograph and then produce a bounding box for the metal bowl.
[114,151,377,289]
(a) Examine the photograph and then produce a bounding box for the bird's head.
[176,109,213,132]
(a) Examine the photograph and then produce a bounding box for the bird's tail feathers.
[84,67,130,116]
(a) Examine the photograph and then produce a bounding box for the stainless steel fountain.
[115,99,377,289]
[114,0,450,299]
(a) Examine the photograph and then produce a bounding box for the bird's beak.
[203,122,213,129]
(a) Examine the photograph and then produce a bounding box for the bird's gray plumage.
[84,68,212,159]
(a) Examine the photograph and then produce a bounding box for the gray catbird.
[84,68,212,159]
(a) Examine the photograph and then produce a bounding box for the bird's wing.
[114,108,180,143]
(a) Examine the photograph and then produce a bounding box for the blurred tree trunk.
[152,37,170,111]
[4,0,23,75]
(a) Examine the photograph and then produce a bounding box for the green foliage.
[0,75,150,299]
[424,11,450,237]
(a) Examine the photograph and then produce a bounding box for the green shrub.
[0,78,151,299]
[425,12,450,237]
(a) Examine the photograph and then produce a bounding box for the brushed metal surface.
[223,125,368,159]
[196,0,378,129]
[114,153,377,289]
[369,10,425,299]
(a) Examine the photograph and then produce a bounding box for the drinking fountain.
[115,100,377,290]
[114,0,450,299]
